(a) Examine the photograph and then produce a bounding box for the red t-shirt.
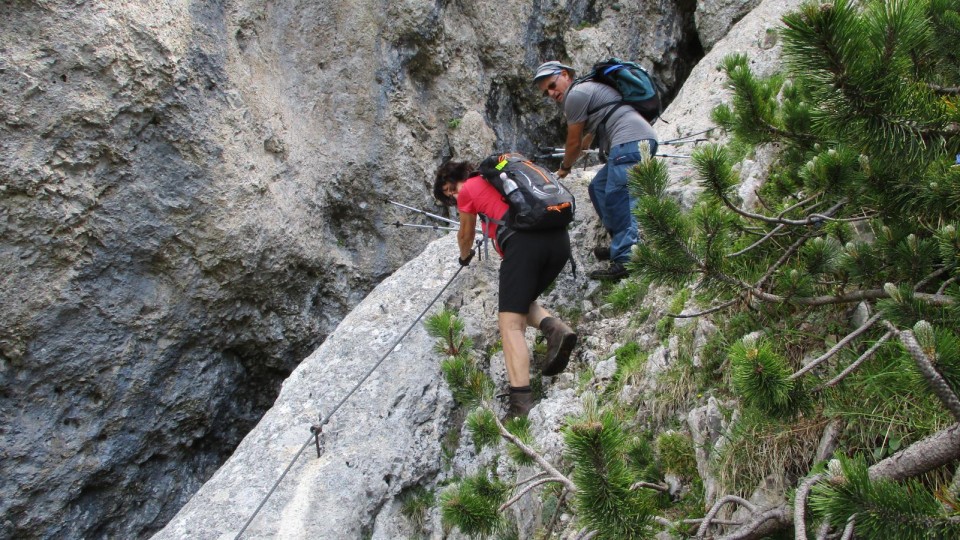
[457,175,509,255]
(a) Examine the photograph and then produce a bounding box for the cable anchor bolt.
[310,419,325,459]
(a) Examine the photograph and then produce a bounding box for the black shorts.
[498,228,571,313]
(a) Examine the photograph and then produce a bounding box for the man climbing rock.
[534,60,659,281]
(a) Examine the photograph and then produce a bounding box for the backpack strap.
[588,100,628,129]
[585,99,628,154]
[477,214,492,260]
[477,214,516,257]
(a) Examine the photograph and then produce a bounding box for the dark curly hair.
[433,160,478,206]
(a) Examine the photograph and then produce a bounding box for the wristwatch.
[559,164,572,172]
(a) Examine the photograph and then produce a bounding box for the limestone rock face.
[696,0,764,51]
[154,236,461,540]
[0,0,698,538]
[157,1,806,536]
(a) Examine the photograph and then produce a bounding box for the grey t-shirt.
[563,80,657,154]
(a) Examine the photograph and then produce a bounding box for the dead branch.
[715,187,847,227]
[516,472,549,487]
[696,495,757,539]
[841,516,856,540]
[493,413,577,493]
[915,266,952,292]
[815,519,831,540]
[927,82,960,95]
[748,288,953,307]
[543,489,568,539]
[573,527,599,540]
[937,276,956,295]
[815,419,844,462]
[791,312,883,380]
[704,423,960,539]
[780,192,826,217]
[499,477,557,511]
[795,473,827,539]
[819,331,893,389]
[685,518,742,526]
[667,298,739,319]
[756,229,818,287]
[716,506,791,540]
[729,224,785,257]
[630,481,670,492]
[654,516,674,528]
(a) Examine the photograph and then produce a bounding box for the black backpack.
[574,57,662,124]
[478,153,575,232]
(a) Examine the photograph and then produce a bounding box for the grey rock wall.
[1,0,702,538]
[696,0,763,51]
[155,235,463,539]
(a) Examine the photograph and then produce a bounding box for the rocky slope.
[155,0,803,537]
[1,0,717,537]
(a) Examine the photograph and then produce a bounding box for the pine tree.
[428,308,656,538]
[629,0,960,537]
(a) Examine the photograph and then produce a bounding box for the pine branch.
[927,83,960,95]
[884,322,960,421]
[667,298,739,319]
[716,185,848,226]
[729,224,786,257]
[914,265,952,292]
[937,276,957,295]
[756,228,818,288]
[498,478,558,512]
[790,312,883,380]
[818,330,893,389]
[493,412,577,493]
[748,287,953,308]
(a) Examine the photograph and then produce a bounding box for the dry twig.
[791,312,883,380]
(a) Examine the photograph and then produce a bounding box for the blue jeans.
[588,139,658,263]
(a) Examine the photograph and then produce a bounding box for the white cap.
[533,61,574,82]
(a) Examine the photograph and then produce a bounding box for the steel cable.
[234,264,465,539]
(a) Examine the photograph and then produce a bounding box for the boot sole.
[542,333,577,376]
[589,270,628,280]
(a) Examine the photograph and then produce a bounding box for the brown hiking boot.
[588,261,628,281]
[502,386,534,422]
[539,317,577,376]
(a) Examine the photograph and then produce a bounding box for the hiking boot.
[593,246,611,261]
[502,386,535,422]
[589,261,629,281]
[539,317,577,376]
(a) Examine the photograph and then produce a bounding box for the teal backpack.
[574,57,662,124]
